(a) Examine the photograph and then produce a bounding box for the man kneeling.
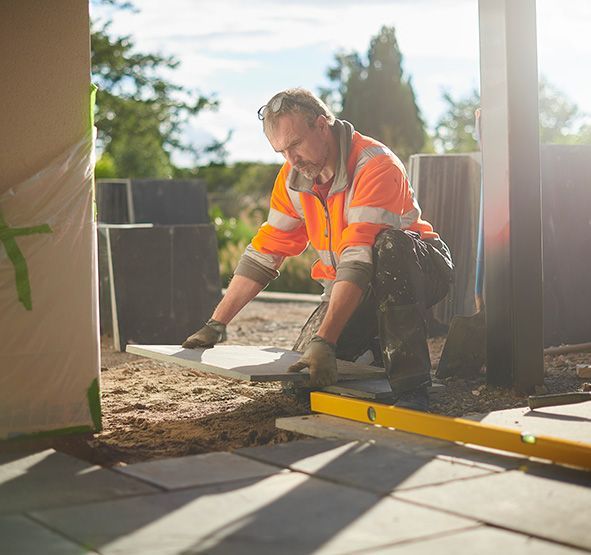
[183,88,453,411]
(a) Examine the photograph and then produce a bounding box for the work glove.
[182,319,227,349]
[288,335,338,388]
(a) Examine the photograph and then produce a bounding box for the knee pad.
[373,230,421,306]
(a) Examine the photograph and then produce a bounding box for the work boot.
[378,303,432,411]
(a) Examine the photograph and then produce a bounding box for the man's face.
[266,112,329,180]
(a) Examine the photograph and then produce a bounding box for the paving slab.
[126,344,385,383]
[466,401,591,444]
[276,414,524,470]
[32,471,475,555]
[0,514,94,555]
[368,525,589,554]
[324,377,393,400]
[237,438,494,494]
[0,448,157,515]
[324,378,447,401]
[395,469,591,551]
[116,451,285,490]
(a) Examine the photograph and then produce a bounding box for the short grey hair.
[259,88,335,134]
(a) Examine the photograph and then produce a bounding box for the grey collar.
[288,119,355,197]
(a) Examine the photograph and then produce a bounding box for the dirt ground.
[55,300,591,467]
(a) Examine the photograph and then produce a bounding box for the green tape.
[0,210,52,310]
[6,425,94,441]
[90,83,97,129]
[90,83,98,221]
[87,378,102,431]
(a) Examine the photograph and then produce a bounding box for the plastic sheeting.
[0,131,100,438]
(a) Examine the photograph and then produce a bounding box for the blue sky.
[91,0,591,164]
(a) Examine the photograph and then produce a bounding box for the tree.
[434,78,590,152]
[538,78,585,144]
[433,89,480,153]
[321,26,426,160]
[91,2,222,177]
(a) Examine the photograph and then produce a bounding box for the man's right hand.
[182,319,227,349]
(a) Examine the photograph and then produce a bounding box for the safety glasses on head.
[257,93,316,121]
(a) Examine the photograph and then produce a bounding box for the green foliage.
[433,89,480,153]
[321,26,426,160]
[211,206,322,294]
[574,124,591,144]
[234,163,281,200]
[95,152,118,178]
[538,78,587,144]
[266,248,323,294]
[434,78,591,152]
[176,161,281,222]
[210,206,255,250]
[91,1,223,177]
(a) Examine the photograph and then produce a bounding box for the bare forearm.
[212,275,264,325]
[317,280,364,344]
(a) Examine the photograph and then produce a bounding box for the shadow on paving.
[5,433,590,552]
[25,441,470,554]
[0,448,155,516]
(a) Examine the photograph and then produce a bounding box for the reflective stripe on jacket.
[246,119,438,287]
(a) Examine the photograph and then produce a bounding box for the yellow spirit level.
[310,392,591,470]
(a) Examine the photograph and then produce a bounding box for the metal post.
[478,0,544,392]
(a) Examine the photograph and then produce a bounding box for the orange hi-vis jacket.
[236,120,439,296]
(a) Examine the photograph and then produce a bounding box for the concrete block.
[96,181,131,224]
[126,344,386,383]
[96,179,209,226]
[409,154,482,323]
[541,145,591,347]
[131,179,209,225]
[117,452,284,490]
[100,224,221,350]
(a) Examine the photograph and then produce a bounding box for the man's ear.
[316,114,329,133]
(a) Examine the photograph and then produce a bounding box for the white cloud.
[170,52,261,82]
[93,0,591,161]
[97,0,479,59]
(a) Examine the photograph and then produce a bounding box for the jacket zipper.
[311,191,337,270]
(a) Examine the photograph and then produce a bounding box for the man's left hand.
[288,335,338,387]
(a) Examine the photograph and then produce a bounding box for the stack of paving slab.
[408,153,481,325]
[97,179,221,351]
[409,146,591,347]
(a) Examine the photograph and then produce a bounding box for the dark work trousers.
[293,229,453,395]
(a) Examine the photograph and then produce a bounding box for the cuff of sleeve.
[334,261,373,290]
[235,254,280,286]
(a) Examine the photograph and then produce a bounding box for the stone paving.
[2,405,591,554]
